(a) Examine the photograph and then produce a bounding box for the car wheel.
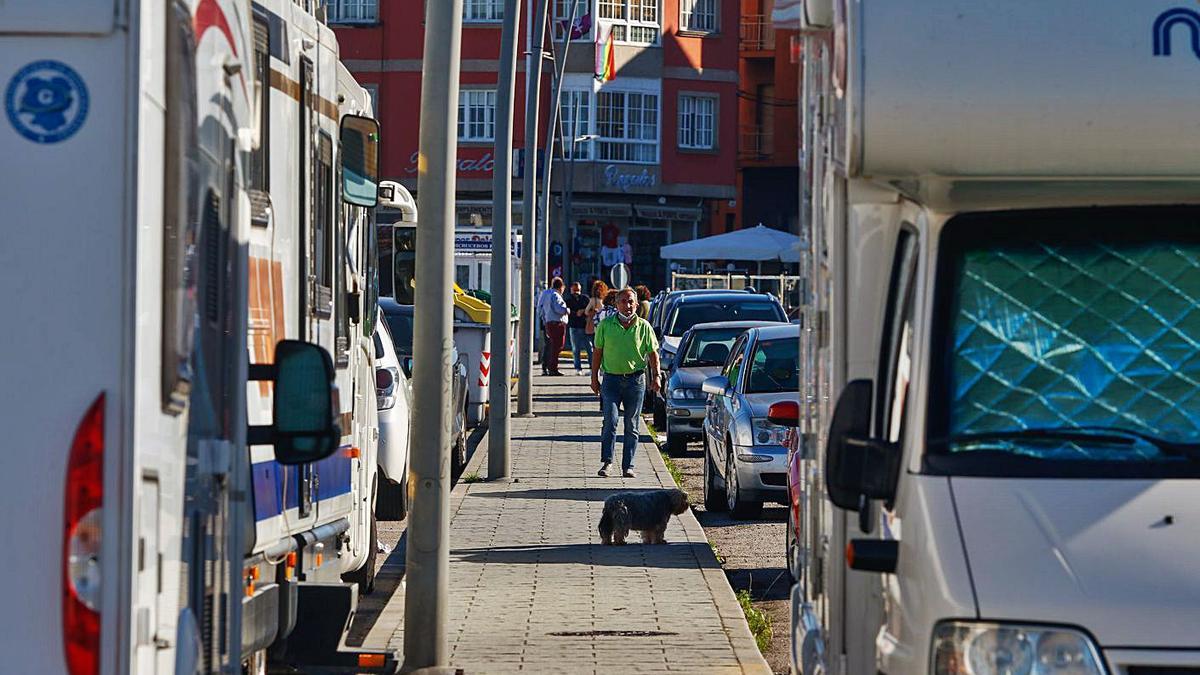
[453,402,468,476]
[703,437,727,512]
[341,511,377,594]
[726,443,763,519]
[786,501,802,583]
[665,427,687,456]
[376,468,408,521]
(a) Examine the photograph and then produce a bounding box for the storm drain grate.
[547,630,678,638]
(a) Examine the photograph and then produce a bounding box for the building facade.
[329,0,738,292]
[734,0,799,243]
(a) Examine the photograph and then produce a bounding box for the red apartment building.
[734,0,799,244]
[329,0,739,290]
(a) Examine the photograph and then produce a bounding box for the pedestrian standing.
[564,281,592,375]
[634,285,652,319]
[537,277,569,376]
[591,288,660,478]
[585,280,608,337]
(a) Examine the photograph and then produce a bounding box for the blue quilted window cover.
[949,239,1200,460]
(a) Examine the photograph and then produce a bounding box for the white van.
[788,2,1200,673]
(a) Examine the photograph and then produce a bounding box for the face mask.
[618,310,636,322]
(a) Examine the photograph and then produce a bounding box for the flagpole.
[538,0,583,286]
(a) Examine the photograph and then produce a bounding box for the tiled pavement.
[364,373,772,674]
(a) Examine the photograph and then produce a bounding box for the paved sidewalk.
[364,373,772,674]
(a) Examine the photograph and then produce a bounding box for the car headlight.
[671,388,703,401]
[931,622,1106,675]
[751,418,789,446]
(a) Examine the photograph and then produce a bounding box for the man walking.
[591,288,660,477]
[564,281,592,375]
[537,277,569,376]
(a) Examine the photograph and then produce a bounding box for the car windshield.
[746,337,799,393]
[667,301,782,337]
[927,211,1200,478]
[681,328,747,367]
[383,312,414,355]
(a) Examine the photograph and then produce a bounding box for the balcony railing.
[740,15,775,51]
[739,126,775,158]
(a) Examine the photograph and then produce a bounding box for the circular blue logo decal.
[5,60,89,144]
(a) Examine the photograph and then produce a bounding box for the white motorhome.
[239,0,390,670]
[789,2,1200,673]
[0,1,261,672]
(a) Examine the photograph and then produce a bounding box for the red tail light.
[64,393,104,675]
[375,367,394,391]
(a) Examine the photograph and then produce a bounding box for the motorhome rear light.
[63,393,104,675]
[348,446,361,459]
[375,367,393,391]
[358,654,385,668]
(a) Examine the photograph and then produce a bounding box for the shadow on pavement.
[451,542,717,569]
[470,487,630,501]
[726,567,791,601]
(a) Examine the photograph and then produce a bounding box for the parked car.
[701,324,800,518]
[662,321,785,455]
[379,299,470,477]
[373,313,413,520]
[653,291,787,427]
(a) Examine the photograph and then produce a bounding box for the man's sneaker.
[623,468,636,478]
[597,462,611,477]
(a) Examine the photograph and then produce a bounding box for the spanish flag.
[595,24,615,83]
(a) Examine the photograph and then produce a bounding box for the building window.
[678,94,715,150]
[596,90,659,163]
[559,90,592,159]
[680,0,717,33]
[457,89,497,142]
[554,0,593,40]
[463,0,504,22]
[599,0,659,45]
[326,0,377,23]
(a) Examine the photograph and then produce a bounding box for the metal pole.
[517,0,549,416]
[405,0,462,668]
[538,0,580,286]
[489,0,521,478]
[563,98,582,283]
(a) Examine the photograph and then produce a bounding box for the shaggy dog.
[598,489,689,545]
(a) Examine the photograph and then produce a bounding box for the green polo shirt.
[594,315,659,374]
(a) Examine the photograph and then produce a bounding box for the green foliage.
[461,471,482,483]
[736,589,772,653]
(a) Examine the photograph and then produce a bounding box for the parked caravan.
[0,0,264,672]
[240,0,391,670]
[789,2,1200,673]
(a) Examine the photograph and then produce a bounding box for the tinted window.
[667,301,783,336]
[682,327,748,367]
[384,312,414,354]
[746,338,799,393]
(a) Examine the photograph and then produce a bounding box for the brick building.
[329,0,739,291]
[733,0,799,243]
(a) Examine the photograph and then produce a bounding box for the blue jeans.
[569,327,593,370]
[600,371,646,471]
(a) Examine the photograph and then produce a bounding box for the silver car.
[663,321,785,455]
[701,323,800,518]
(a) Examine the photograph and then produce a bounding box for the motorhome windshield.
[667,301,783,337]
[926,210,1200,478]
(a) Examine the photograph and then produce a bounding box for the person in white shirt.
[536,277,569,375]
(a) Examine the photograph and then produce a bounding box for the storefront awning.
[634,204,702,221]
[570,202,633,218]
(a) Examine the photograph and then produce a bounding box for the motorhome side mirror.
[400,356,414,379]
[825,379,900,511]
[767,400,800,428]
[247,340,341,465]
[340,114,380,207]
[701,375,730,397]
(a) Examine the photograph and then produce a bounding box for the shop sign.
[455,232,522,257]
[604,164,657,192]
[404,150,496,175]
